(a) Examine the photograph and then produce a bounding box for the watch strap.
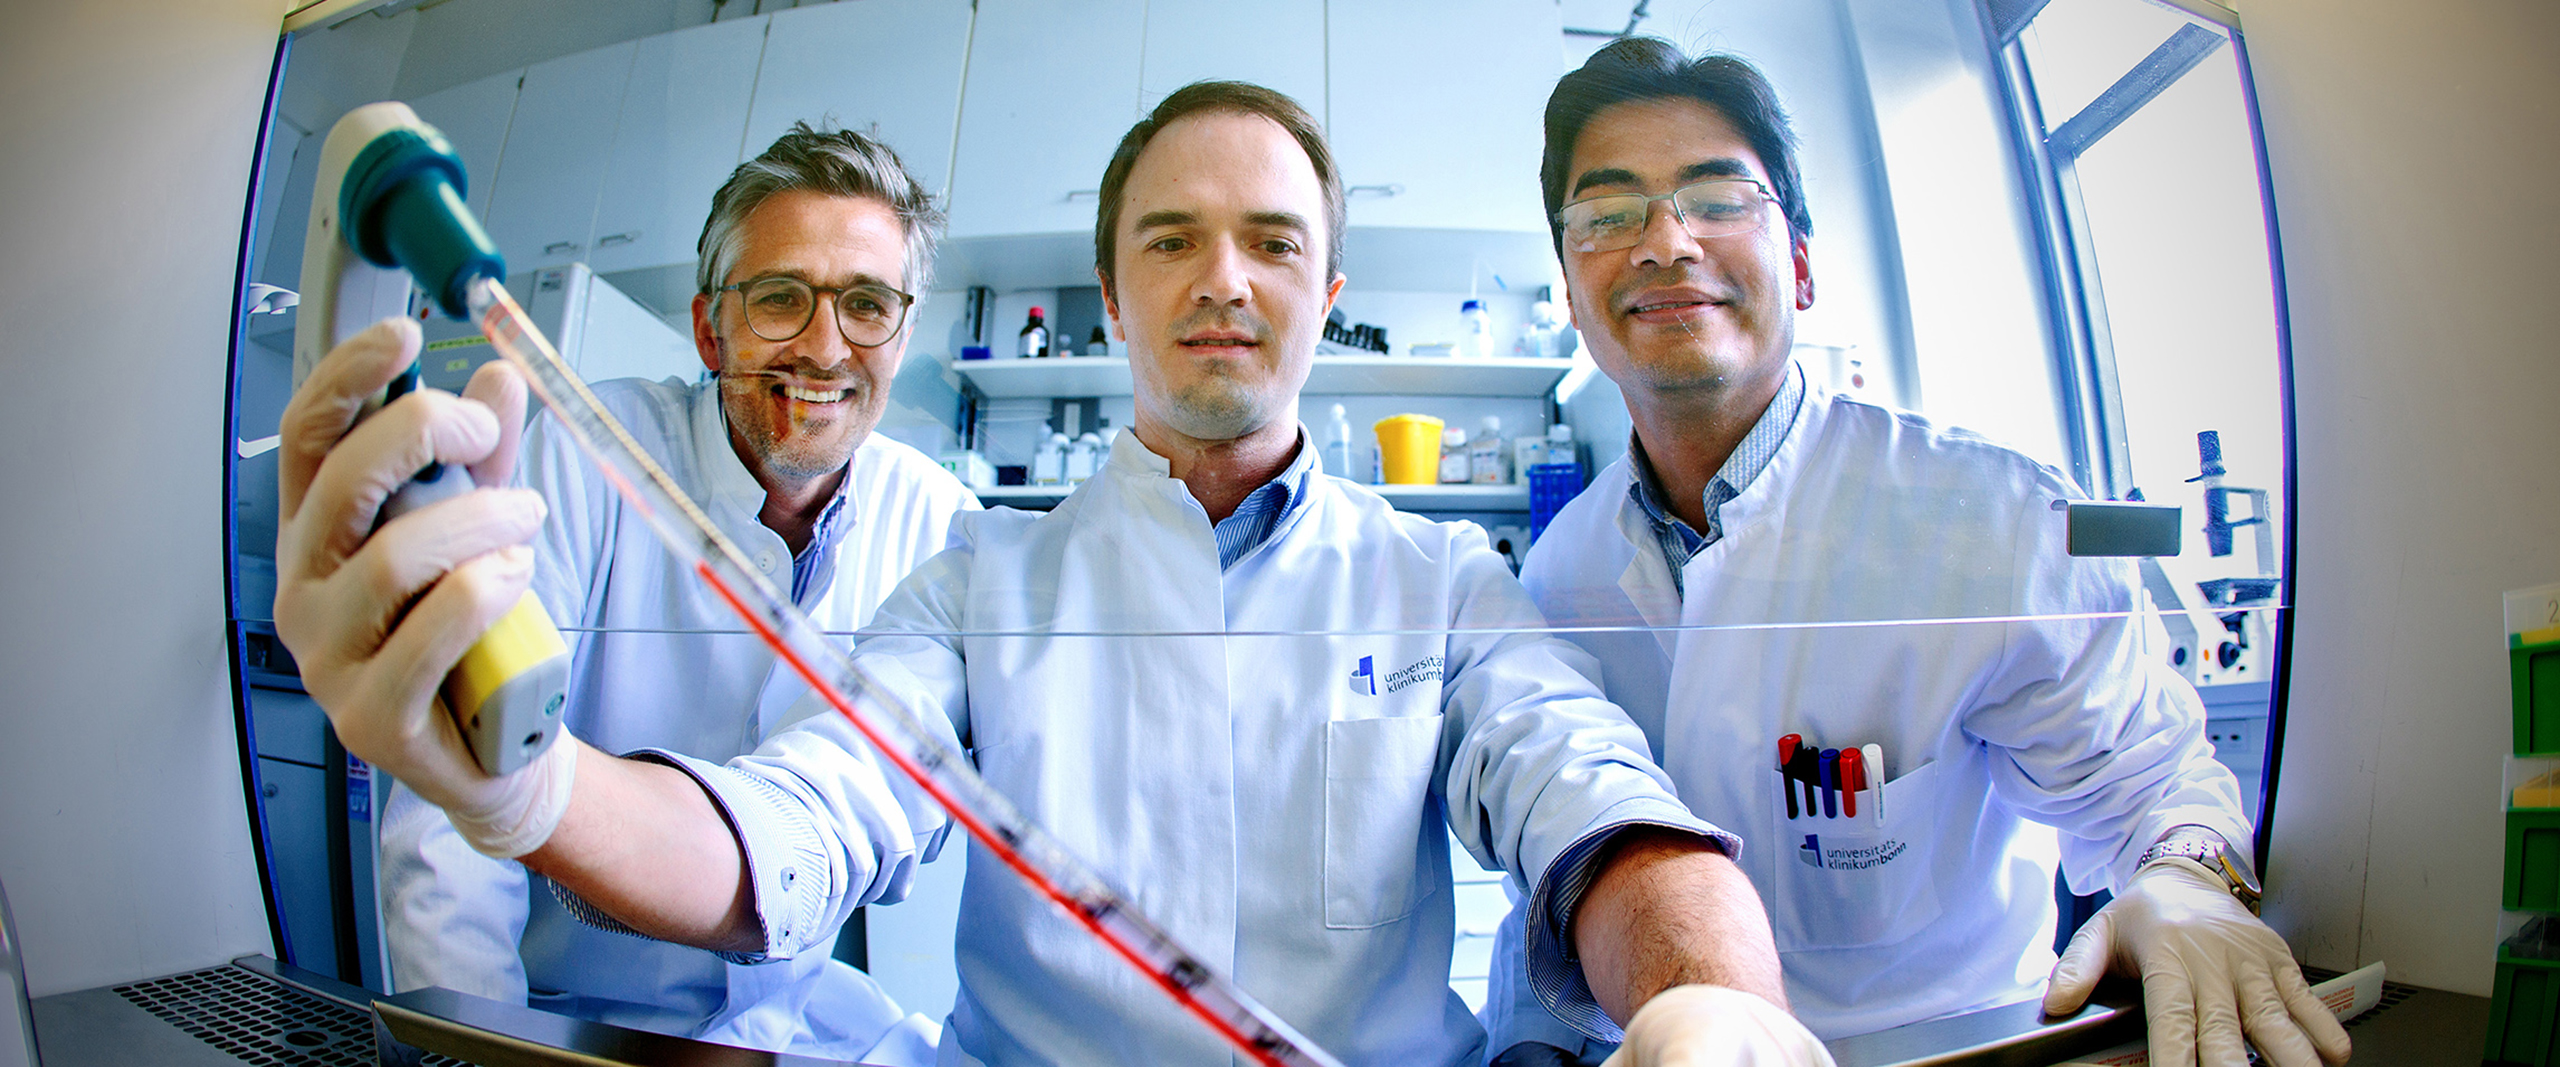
[2140,827,2262,914]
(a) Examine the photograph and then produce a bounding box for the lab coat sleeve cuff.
[1524,810,1740,1044]
[622,748,838,965]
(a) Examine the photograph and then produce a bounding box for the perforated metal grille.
[111,965,470,1066]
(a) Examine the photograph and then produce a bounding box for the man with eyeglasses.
[366,122,976,1065]
[1482,40,2351,1067]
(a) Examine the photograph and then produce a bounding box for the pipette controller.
[291,102,570,777]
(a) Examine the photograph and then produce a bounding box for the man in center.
[273,82,1832,1064]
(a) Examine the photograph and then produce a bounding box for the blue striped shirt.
[1627,361,1805,597]
[1211,433,1320,570]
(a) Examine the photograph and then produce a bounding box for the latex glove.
[2043,858,2352,1067]
[1599,985,1836,1067]
[272,317,574,858]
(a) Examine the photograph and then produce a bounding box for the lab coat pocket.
[1769,758,1944,952]
[1323,713,1447,929]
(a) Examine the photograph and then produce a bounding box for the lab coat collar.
[1604,364,1829,656]
[1102,423,1321,514]
[1706,366,1827,550]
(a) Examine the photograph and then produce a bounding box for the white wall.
[0,0,282,995]
[2245,0,2560,996]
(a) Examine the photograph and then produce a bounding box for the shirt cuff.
[1525,816,1742,1044]
[603,748,836,964]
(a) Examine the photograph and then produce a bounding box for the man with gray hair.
[375,120,977,1065]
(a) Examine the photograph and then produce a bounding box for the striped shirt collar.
[1211,427,1320,570]
[1627,360,1805,592]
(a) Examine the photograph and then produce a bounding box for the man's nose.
[796,299,857,365]
[1192,240,1251,306]
[1629,199,1705,268]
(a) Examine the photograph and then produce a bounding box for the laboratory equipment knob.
[260,782,279,799]
[2218,642,2243,669]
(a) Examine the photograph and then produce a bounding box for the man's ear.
[692,292,722,373]
[1793,235,1816,311]
[1099,267,1124,340]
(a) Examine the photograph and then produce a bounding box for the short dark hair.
[696,121,945,298]
[1541,38,1812,263]
[1093,81,1344,298]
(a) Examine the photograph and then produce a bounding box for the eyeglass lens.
[1562,179,1771,254]
[738,277,905,346]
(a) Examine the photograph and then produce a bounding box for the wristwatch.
[2139,826,2263,914]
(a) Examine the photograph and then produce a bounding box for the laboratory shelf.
[972,485,1072,508]
[953,355,1572,399]
[955,357,1131,398]
[1371,483,1532,511]
[973,481,1530,512]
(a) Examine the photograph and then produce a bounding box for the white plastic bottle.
[1324,403,1355,479]
[1523,300,1564,358]
[1439,426,1472,484]
[1066,431,1103,484]
[1459,299,1493,359]
[1032,422,1068,485]
[1514,430,1546,484]
[1470,416,1507,485]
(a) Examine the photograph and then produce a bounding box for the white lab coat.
[1487,383,2250,1045]
[377,376,977,1063]
[663,430,1717,1066]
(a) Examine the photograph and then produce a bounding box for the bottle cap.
[1549,424,1572,441]
[1444,427,1467,445]
[1461,299,1484,312]
[1332,402,1347,418]
[1029,306,1045,317]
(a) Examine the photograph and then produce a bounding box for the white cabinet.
[482,43,637,274]
[1138,0,1325,115]
[405,67,522,221]
[588,17,769,275]
[1325,0,1561,233]
[744,0,973,205]
[945,0,1148,240]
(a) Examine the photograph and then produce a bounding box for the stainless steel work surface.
[1826,996,2141,1067]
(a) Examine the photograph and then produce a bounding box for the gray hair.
[695,121,945,299]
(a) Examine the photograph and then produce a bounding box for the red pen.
[1839,747,1864,818]
[1778,734,1803,818]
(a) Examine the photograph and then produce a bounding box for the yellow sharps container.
[1373,414,1445,485]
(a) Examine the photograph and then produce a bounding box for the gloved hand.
[272,317,576,858]
[2043,858,2352,1067]
[1599,985,1836,1067]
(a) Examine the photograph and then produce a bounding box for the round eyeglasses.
[1555,177,1779,254]
[716,275,915,348]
